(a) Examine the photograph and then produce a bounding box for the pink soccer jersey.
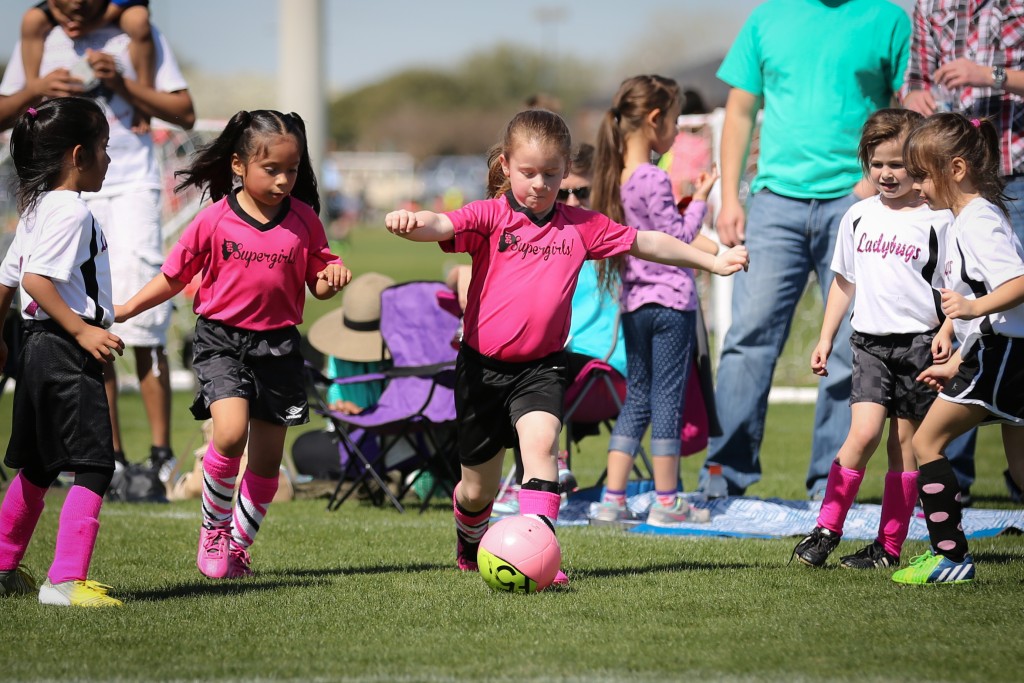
[162,193,341,330]
[442,192,636,362]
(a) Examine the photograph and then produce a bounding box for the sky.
[0,0,917,94]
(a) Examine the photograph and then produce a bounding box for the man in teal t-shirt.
[703,0,910,499]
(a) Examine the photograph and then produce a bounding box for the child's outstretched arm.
[940,275,1024,321]
[629,230,748,276]
[811,275,854,377]
[115,273,187,323]
[384,209,455,242]
[311,263,352,299]
[22,273,124,362]
[20,6,53,84]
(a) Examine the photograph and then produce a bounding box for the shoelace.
[906,551,935,567]
[202,527,229,555]
[79,580,114,594]
[229,544,251,568]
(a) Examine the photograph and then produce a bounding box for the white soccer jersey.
[0,192,114,328]
[938,198,1024,354]
[832,195,950,335]
[0,24,188,193]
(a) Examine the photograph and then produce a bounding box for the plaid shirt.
[902,0,1024,175]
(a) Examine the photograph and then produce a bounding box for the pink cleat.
[541,570,569,591]
[197,524,231,579]
[225,541,253,579]
[456,537,478,572]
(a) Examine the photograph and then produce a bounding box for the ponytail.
[592,74,681,294]
[175,109,321,214]
[9,97,108,214]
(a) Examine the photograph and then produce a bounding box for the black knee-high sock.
[918,459,969,562]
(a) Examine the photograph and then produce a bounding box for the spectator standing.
[704,0,910,498]
[0,0,196,481]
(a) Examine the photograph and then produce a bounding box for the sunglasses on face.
[557,186,591,201]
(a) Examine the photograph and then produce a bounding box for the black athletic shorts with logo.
[454,343,567,466]
[849,329,939,421]
[190,316,309,427]
[942,334,1024,425]
[5,320,114,473]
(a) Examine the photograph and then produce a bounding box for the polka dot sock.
[917,459,968,563]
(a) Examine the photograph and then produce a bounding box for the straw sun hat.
[308,272,395,362]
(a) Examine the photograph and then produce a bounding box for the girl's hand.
[114,303,130,323]
[931,329,953,363]
[385,209,423,235]
[692,165,720,203]
[940,288,978,320]
[810,340,832,377]
[917,359,960,392]
[712,245,749,276]
[317,263,352,291]
[76,327,124,363]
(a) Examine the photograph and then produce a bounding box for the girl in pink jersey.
[791,108,954,571]
[116,110,351,579]
[385,109,747,585]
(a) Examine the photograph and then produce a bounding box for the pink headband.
[26,107,37,118]
[971,118,981,127]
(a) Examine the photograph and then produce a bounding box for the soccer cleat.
[891,550,975,585]
[197,524,232,579]
[0,565,37,596]
[455,536,479,572]
[790,526,841,567]
[646,497,711,526]
[147,446,178,484]
[38,579,123,607]
[225,542,253,579]
[589,500,628,525]
[840,541,900,569]
[492,485,520,516]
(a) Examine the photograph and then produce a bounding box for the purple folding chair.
[306,281,461,513]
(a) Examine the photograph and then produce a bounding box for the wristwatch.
[992,65,1007,91]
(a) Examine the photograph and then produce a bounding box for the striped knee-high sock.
[877,470,918,558]
[231,469,279,550]
[0,472,47,571]
[453,483,492,566]
[815,459,865,535]
[918,458,969,562]
[201,444,241,529]
[48,486,103,584]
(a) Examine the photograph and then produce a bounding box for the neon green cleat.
[891,550,975,585]
[38,579,124,607]
[0,565,37,596]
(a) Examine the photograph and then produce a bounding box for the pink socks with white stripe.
[232,469,279,550]
[201,444,240,529]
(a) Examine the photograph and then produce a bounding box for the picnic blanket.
[498,486,1024,540]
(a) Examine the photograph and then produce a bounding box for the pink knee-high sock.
[877,470,919,558]
[815,460,866,535]
[231,469,278,549]
[0,473,48,571]
[518,489,560,522]
[48,486,103,584]
[201,443,241,528]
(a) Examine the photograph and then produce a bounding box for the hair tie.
[610,106,621,123]
[971,118,982,128]
[26,107,37,119]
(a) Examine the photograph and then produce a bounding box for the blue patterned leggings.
[608,305,696,457]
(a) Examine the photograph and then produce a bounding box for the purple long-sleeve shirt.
[620,163,706,313]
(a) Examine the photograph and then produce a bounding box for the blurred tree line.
[329,45,599,160]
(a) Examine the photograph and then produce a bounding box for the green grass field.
[1,226,1021,682]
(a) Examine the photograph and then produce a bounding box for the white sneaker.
[38,579,123,607]
[646,497,711,526]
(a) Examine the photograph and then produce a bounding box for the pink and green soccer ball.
[477,515,561,593]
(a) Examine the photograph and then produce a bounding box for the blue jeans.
[704,190,856,497]
[609,306,696,459]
